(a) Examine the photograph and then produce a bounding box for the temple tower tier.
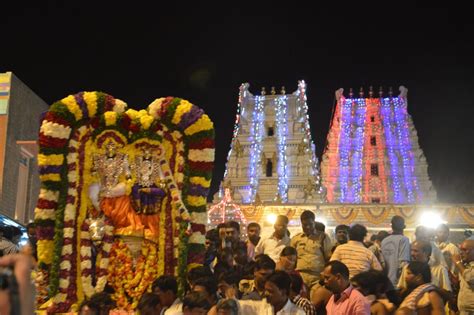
[321,86,437,204]
[216,81,324,204]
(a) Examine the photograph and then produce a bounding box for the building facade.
[0,72,47,223]
[321,86,437,204]
[216,81,324,204]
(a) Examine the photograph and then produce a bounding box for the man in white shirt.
[452,239,474,314]
[436,223,461,275]
[398,240,452,292]
[231,271,305,315]
[255,215,290,263]
[152,275,182,315]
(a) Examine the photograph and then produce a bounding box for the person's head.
[322,260,350,294]
[415,225,433,242]
[460,239,474,263]
[216,298,239,315]
[247,222,261,244]
[300,210,316,236]
[205,229,219,251]
[436,224,450,243]
[351,270,390,297]
[137,292,161,315]
[288,273,304,298]
[264,270,291,307]
[217,271,241,298]
[406,261,431,289]
[335,224,349,244]
[278,246,297,271]
[26,222,36,239]
[218,248,235,267]
[79,292,116,315]
[314,221,326,234]
[411,240,432,263]
[193,276,218,306]
[391,215,406,233]
[233,244,248,265]
[182,291,211,315]
[254,254,276,288]
[349,224,367,243]
[376,230,389,245]
[225,221,240,242]
[151,275,178,307]
[274,215,289,239]
[187,265,213,288]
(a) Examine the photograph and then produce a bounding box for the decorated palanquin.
[34,92,214,313]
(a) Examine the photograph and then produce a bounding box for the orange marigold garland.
[107,239,158,310]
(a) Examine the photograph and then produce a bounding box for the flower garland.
[80,217,114,298]
[35,93,215,312]
[107,239,158,310]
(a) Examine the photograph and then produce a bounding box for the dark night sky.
[1,2,473,202]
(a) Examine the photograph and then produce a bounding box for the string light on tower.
[297,81,320,179]
[248,95,265,203]
[275,94,289,202]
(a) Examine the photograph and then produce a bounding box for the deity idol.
[131,143,168,241]
[88,138,145,237]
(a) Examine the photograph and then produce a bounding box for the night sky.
[1,2,473,203]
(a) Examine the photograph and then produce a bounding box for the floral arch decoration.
[34,92,214,312]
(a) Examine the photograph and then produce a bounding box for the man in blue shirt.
[381,215,411,286]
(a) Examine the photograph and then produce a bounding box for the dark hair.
[193,276,218,297]
[351,270,390,296]
[151,275,177,295]
[183,291,211,311]
[137,292,160,314]
[187,266,213,285]
[79,292,116,315]
[413,240,432,257]
[26,222,35,229]
[275,215,289,225]
[376,230,389,242]
[247,222,261,230]
[314,221,325,232]
[206,229,219,242]
[391,215,406,231]
[300,210,315,221]
[280,246,297,257]
[326,260,349,279]
[217,223,226,230]
[216,298,238,315]
[218,271,241,287]
[349,224,367,242]
[227,221,240,232]
[407,261,431,283]
[288,273,304,294]
[266,270,291,296]
[335,224,350,233]
[255,254,276,271]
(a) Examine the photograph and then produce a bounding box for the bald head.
[460,240,474,263]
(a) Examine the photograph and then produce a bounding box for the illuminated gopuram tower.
[321,86,437,204]
[217,81,324,204]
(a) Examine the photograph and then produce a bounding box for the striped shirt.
[330,241,382,278]
[293,295,316,315]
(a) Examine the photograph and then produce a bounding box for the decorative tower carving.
[321,86,437,203]
[216,81,324,204]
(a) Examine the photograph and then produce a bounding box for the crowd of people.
[84,212,472,315]
[126,212,472,315]
[0,213,473,314]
